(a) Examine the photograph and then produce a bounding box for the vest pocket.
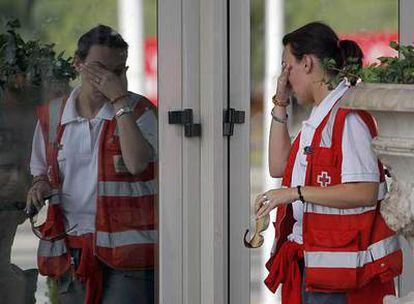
[109,205,154,229]
[310,148,341,187]
[305,228,360,290]
[314,147,337,166]
[311,164,341,187]
[307,228,360,250]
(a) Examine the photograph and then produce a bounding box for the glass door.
[2,1,158,303]
[158,0,229,303]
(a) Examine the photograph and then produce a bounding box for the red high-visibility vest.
[267,103,402,293]
[35,94,157,278]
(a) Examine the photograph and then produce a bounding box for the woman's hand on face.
[80,62,128,101]
[255,188,296,219]
[273,64,292,105]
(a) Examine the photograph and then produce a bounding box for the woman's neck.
[77,90,105,119]
[312,81,331,106]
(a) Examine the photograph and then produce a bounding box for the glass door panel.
[1,1,158,302]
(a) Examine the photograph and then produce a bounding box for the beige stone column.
[343,83,414,296]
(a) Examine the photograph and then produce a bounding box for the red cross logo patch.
[317,171,331,187]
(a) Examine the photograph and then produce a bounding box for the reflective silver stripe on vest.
[96,230,158,247]
[304,202,377,215]
[38,239,67,257]
[98,180,157,197]
[305,235,400,269]
[369,233,400,260]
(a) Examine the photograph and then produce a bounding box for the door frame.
[228,0,251,303]
[158,0,233,303]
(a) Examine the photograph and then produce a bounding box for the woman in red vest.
[255,22,402,304]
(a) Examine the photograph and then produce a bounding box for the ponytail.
[339,39,364,68]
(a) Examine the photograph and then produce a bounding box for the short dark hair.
[75,24,129,60]
[283,22,363,73]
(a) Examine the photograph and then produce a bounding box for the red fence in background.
[341,31,398,66]
[145,31,400,104]
[144,37,157,105]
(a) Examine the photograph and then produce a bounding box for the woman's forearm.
[300,182,379,209]
[256,182,380,222]
[113,99,152,175]
[268,106,291,177]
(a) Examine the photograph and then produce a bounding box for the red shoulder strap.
[331,108,379,151]
[355,110,378,137]
[132,95,157,120]
[354,110,385,183]
[36,103,50,145]
[282,133,301,187]
[331,108,385,183]
[36,96,68,146]
[36,95,68,186]
[331,108,351,151]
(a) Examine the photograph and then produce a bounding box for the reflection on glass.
[1,2,157,303]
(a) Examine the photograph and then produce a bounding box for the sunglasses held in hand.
[28,191,78,242]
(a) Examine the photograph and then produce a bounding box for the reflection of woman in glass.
[255,22,402,304]
[27,25,157,304]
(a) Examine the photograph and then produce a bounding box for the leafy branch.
[322,41,414,88]
[0,19,76,94]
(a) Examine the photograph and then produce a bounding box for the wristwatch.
[271,107,288,123]
[115,106,133,118]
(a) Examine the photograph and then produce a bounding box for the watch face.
[116,106,133,118]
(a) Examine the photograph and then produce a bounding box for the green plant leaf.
[0,18,76,96]
[389,41,399,51]
[322,41,414,86]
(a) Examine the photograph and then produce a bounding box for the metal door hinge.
[223,108,245,136]
[168,109,201,137]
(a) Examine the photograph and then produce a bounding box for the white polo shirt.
[30,86,157,235]
[287,81,386,244]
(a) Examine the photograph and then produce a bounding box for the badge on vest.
[53,142,63,150]
[317,171,331,187]
[304,146,313,155]
[113,155,129,173]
